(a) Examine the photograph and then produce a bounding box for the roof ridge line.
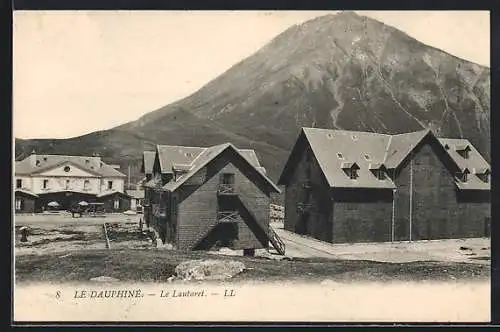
[383,136,393,163]
[187,148,209,166]
[157,144,209,149]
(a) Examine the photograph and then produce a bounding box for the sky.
[13,11,490,139]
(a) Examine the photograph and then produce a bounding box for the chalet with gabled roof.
[278,128,490,243]
[143,143,284,255]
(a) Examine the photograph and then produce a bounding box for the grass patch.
[15,248,490,284]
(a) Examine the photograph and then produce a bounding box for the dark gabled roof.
[14,189,39,198]
[161,143,280,193]
[279,128,396,189]
[278,127,490,191]
[154,144,264,174]
[14,154,126,177]
[141,151,156,175]
[438,138,490,191]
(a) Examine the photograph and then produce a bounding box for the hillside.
[15,11,491,183]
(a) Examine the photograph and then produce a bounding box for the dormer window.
[369,163,386,180]
[337,153,344,160]
[341,162,360,180]
[478,173,490,183]
[456,145,471,159]
[475,169,490,183]
[456,169,470,183]
[375,169,385,180]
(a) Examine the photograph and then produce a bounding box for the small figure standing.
[19,226,29,243]
[149,230,157,247]
[139,218,143,232]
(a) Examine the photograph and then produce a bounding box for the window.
[458,150,470,159]
[64,166,71,172]
[113,199,119,209]
[478,173,490,183]
[347,168,359,180]
[107,181,113,190]
[65,179,70,189]
[374,169,385,180]
[15,198,22,210]
[337,153,344,160]
[136,199,140,205]
[364,154,371,161]
[43,179,49,189]
[16,179,22,188]
[221,173,235,185]
[457,146,471,159]
[305,166,311,178]
[84,180,90,190]
[456,172,468,183]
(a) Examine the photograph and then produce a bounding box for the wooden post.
[409,153,413,242]
[391,189,396,242]
[102,224,111,249]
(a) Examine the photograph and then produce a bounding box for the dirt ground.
[270,222,491,265]
[14,214,491,284]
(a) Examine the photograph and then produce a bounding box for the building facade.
[141,151,156,225]
[143,143,284,254]
[14,152,129,213]
[278,128,490,243]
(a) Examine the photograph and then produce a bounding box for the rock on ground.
[174,259,245,281]
[90,276,120,282]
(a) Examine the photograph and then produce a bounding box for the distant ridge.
[16,11,490,183]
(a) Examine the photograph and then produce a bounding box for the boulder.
[90,276,120,282]
[174,259,245,281]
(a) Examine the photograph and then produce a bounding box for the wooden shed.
[14,189,39,214]
[96,191,132,213]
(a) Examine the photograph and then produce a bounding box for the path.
[270,222,490,265]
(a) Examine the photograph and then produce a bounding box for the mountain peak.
[17,13,491,182]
